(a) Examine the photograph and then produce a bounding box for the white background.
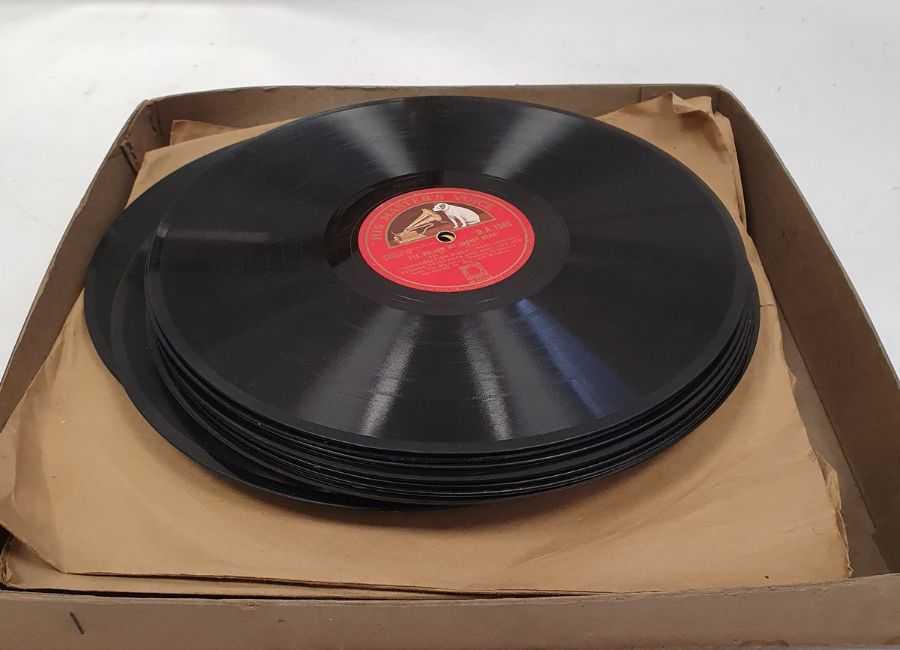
[0,0,897,372]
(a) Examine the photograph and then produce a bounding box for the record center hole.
[436,231,456,243]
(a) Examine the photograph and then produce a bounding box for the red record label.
[357,188,535,292]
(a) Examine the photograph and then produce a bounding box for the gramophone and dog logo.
[386,200,494,247]
[358,187,535,293]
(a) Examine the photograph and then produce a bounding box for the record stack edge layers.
[84,96,760,508]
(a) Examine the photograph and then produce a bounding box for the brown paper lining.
[0,94,848,596]
[0,537,461,599]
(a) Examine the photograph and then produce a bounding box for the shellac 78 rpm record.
[86,96,760,508]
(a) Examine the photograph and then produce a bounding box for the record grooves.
[86,96,760,509]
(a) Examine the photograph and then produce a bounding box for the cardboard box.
[0,84,898,648]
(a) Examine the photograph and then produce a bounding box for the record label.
[357,187,535,292]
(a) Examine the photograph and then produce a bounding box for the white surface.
[0,0,897,372]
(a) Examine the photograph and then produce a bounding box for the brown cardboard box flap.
[0,94,848,595]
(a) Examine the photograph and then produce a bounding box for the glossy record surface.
[109,238,396,508]
[146,96,753,454]
[84,155,216,370]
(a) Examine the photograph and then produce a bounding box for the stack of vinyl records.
[85,96,759,509]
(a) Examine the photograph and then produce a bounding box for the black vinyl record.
[86,96,760,508]
[108,236,392,508]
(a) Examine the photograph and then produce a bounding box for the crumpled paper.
[0,94,848,596]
